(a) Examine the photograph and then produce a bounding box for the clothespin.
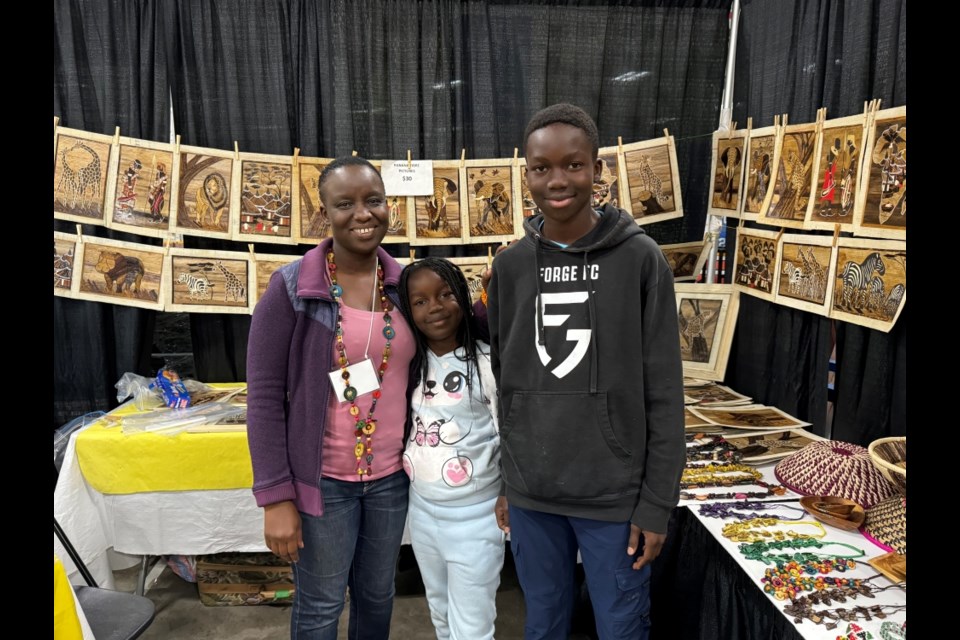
[75,224,83,244]
[407,150,412,169]
[293,147,300,170]
[460,148,466,168]
[783,113,789,127]
[728,122,736,139]
[351,150,358,157]
[617,136,624,155]
[487,245,493,268]
[747,117,753,134]
[54,116,60,130]
[775,228,784,246]
[409,248,416,262]
[114,126,121,146]
[663,128,670,139]
[513,147,519,166]
[832,224,841,247]
[248,243,257,264]
[736,215,743,229]
[234,141,240,161]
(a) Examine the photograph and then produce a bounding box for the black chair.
[54,517,156,640]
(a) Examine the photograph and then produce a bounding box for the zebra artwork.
[836,252,885,310]
[177,272,213,301]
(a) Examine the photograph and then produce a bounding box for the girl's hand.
[264,501,304,563]
[495,496,510,533]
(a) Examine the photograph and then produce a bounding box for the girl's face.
[407,268,463,355]
[320,165,389,257]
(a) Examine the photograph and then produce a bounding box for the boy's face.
[525,123,603,225]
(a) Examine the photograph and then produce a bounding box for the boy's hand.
[495,496,510,533]
[627,524,666,570]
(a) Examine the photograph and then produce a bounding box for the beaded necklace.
[698,501,806,521]
[681,462,763,488]
[721,517,827,543]
[327,251,396,477]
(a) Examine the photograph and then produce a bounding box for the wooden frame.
[738,124,778,221]
[53,230,80,298]
[730,226,781,302]
[830,237,906,332]
[408,161,468,245]
[368,160,416,245]
[53,125,115,225]
[164,247,254,314]
[757,119,819,229]
[250,252,301,308]
[708,129,748,217]
[853,105,907,240]
[674,284,740,382]
[292,155,333,244]
[804,112,868,231]
[773,233,839,316]
[660,241,710,283]
[463,158,522,244]
[73,235,167,310]
[233,151,295,244]
[620,135,684,226]
[172,144,236,239]
[105,135,179,238]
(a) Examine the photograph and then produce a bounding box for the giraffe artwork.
[54,130,112,222]
[166,250,252,313]
[412,162,465,245]
[674,284,740,381]
[621,136,684,226]
[773,234,839,317]
[758,123,818,228]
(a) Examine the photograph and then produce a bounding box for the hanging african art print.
[620,136,684,226]
[660,241,710,283]
[292,156,333,243]
[758,121,818,229]
[830,238,906,332]
[250,252,301,308]
[443,256,490,306]
[164,248,253,314]
[772,233,838,316]
[731,227,781,302]
[73,235,167,310]
[53,231,79,297]
[107,136,178,238]
[674,284,740,382]
[738,125,777,221]
[369,160,414,245]
[463,159,520,243]
[172,145,235,239]
[410,162,466,245]
[709,129,748,217]
[234,151,294,244]
[53,126,114,225]
[804,113,867,231]
[854,106,906,240]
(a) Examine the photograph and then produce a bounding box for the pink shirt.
[321,303,414,481]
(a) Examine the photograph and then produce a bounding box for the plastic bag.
[115,372,164,411]
[54,411,106,472]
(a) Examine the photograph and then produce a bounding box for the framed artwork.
[463,159,521,243]
[515,158,539,220]
[53,231,79,298]
[830,237,906,332]
[250,252,301,308]
[73,235,166,310]
[773,233,838,316]
[233,151,295,244]
[292,156,333,244]
[674,284,740,382]
[726,429,824,463]
[708,129,748,217]
[369,160,415,244]
[164,248,253,314]
[687,405,811,430]
[758,121,818,229]
[731,227,781,302]
[683,384,752,407]
[410,162,467,245]
[443,256,491,306]
[660,241,710,283]
[53,126,114,225]
[620,135,683,226]
[738,124,778,221]
[106,136,178,238]
[804,113,867,231]
[854,106,907,240]
[595,145,625,210]
[172,145,235,239]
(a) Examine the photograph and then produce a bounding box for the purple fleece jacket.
[245,238,407,516]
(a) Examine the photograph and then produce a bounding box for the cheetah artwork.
[621,136,683,226]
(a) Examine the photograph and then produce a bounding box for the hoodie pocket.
[500,391,632,501]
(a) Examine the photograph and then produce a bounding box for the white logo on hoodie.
[535,292,590,378]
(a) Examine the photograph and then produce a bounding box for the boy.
[487,104,685,639]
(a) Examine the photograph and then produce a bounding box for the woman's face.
[320,165,389,257]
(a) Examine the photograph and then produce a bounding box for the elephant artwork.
[709,130,747,216]
[412,162,465,245]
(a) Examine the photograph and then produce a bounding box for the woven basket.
[774,440,897,508]
[862,494,906,555]
[867,437,906,495]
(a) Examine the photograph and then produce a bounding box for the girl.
[398,258,504,640]
[247,157,416,639]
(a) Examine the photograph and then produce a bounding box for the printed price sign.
[381,160,434,196]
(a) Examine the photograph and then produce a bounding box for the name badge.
[328,358,381,403]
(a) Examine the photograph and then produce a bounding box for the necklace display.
[681,462,763,488]
[781,601,906,630]
[698,501,806,521]
[327,251,396,477]
[721,517,827,543]
[685,436,742,462]
[680,480,787,501]
[738,538,866,564]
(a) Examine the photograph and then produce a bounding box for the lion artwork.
[193,172,229,228]
[95,251,144,294]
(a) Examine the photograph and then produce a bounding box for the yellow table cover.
[54,555,83,640]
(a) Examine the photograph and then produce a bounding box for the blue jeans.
[509,504,651,640]
[291,470,409,640]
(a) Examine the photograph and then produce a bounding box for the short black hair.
[523,103,600,158]
[318,156,382,203]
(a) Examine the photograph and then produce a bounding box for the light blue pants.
[407,491,505,640]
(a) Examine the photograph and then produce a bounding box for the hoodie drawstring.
[584,251,598,394]
[535,235,546,346]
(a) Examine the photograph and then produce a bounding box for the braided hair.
[398,257,484,394]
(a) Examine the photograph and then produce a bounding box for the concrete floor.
[119,548,599,639]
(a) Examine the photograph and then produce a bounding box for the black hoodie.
[487,203,685,533]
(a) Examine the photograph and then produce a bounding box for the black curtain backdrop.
[54,0,732,422]
[727,0,906,441]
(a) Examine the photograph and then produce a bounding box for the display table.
[54,555,95,640]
